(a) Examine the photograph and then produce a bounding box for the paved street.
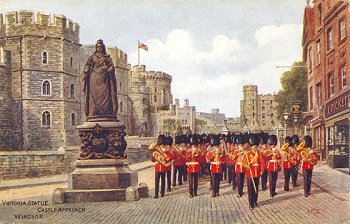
[1,163,350,224]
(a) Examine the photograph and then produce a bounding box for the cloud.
[129,24,302,117]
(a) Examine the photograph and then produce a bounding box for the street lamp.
[293,115,299,135]
[221,118,229,135]
[282,109,289,137]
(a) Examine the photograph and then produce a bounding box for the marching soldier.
[266,135,281,197]
[199,134,209,177]
[291,135,301,187]
[226,134,236,190]
[259,133,269,191]
[300,135,318,197]
[242,134,265,210]
[186,135,201,198]
[150,135,171,199]
[172,135,184,186]
[207,135,223,197]
[180,135,188,183]
[221,134,228,181]
[281,136,293,191]
[165,136,175,192]
[234,133,246,197]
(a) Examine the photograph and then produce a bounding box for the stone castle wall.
[0,47,12,148]
[0,11,81,150]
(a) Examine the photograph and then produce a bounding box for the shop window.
[316,40,321,65]
[327,119,349,168]
[329,73,334,98]
[327,28,333,51]
[308,47,313,70]
[340,17,346,40]
[341,65,346,89]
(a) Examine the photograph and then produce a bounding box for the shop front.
[324,89,350,172]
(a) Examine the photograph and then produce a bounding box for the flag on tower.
[138,41,148,51]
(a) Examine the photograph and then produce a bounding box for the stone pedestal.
[53,121,149,203]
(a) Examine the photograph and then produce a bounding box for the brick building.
[303,0,350,169]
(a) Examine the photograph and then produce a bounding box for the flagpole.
[138,40,140,67]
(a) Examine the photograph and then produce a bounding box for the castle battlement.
[0,11,79,41]
[132,65,172,82]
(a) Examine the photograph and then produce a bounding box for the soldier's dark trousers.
[291,165,299,186]
[261,169,268,191]
[284,168,292,190]
[211,173,221,196]
[221,164,227,180]
[237,172,245,196]
[173,165,183,186]
[182,165,188,182]
[155,172,166,197]
[247,177,259,208]
[166,170,171,191]
[269,172,278,196]
[188,172,199,197]
[303,169,313,195]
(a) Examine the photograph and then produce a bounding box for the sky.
[0,0,307,117]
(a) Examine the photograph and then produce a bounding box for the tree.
[275,61,307,124]
[163,119,182,136]
[195,118,207,133]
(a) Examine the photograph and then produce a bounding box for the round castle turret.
[132,65,173,112]
[0,11,81,149]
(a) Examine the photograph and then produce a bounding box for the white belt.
[236,162,242,165]
[269,160,279,162]
[187,162,199,165]
[251,163,258,166]
[211,162,221,165]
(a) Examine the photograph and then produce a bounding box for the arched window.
[42,111,51,127]
[70,84,75,99]
[154,95,157,102]
[120,101,123,112]
[42,80,51,96]
[71,113,76,126]
[70,57,73,68]
[42,51,48,64]
[119,81,122,90]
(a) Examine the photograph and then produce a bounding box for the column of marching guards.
[149,132,318,210]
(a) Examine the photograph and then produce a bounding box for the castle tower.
[241,85,259,130]
[0,11,81,149]
[0,45,13,148]
[129,65,151,136]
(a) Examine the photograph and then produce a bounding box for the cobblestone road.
[1,167,350,224]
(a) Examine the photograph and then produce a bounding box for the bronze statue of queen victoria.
[82,39,118,122]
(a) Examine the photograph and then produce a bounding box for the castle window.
[155,87,157,93]
[262,106,265,111]
[120,101,123,112]
[70,84,75,99]
[119,81,122,91]
[70,57,73,68]
[71,113,76,126]
[143,110,147,117]
[42,80,51,96]
[143,98,147,105]
[154,95,157,102]
[262,113,265,118]
[0,47,4,64]
[262,120,266,125]
[42,51,48,64]
[42,111,51,127]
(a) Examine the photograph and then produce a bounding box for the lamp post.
[293,115,298,135]
[221,118,229,136]
[282,109,289,137]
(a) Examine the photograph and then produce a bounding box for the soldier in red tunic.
[259,133,269,191]
[281,136,293,191]
[266,134,281,198]
[172,135,184,186]
[186,135,201,198]
[242,134,265,210]
[151,135,169,199]
[234,133,246,197]
[226,134,236,190]
[165,136,175,192]
[207,135,223,197]
[301,135,318,197]
[291,135,301,187]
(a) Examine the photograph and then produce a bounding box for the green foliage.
[275,61,307,124]
[163,119,182,135]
